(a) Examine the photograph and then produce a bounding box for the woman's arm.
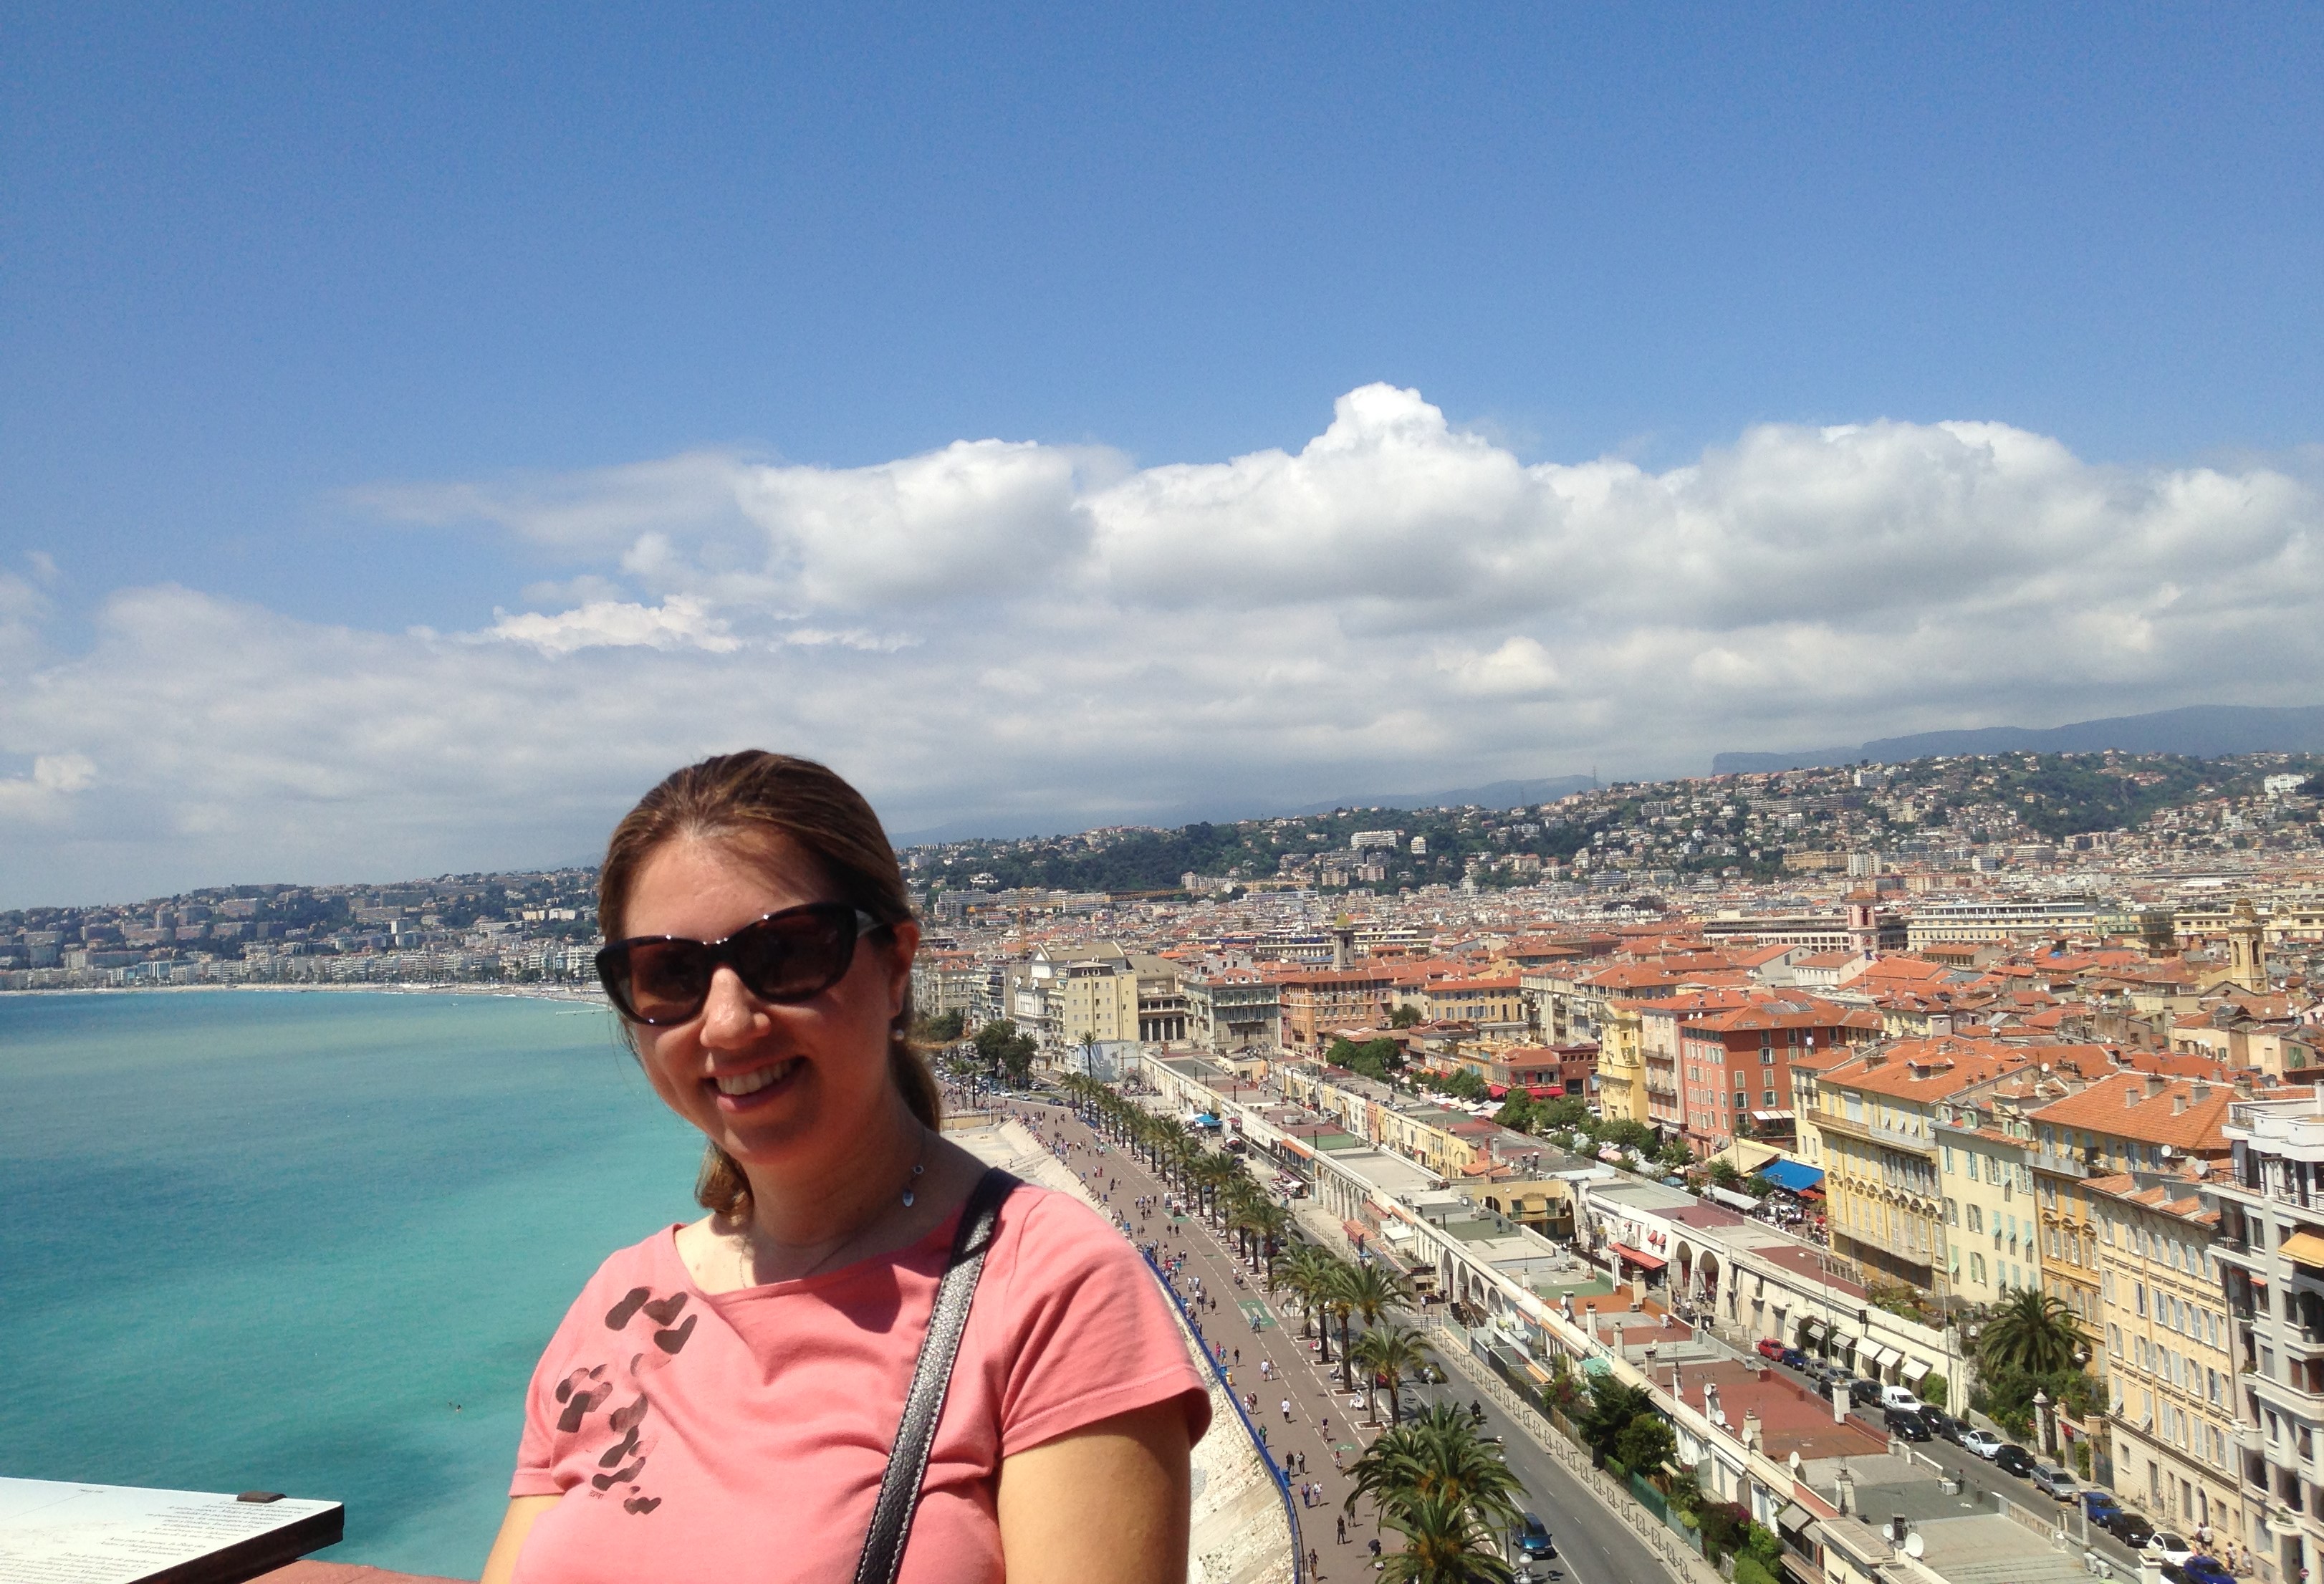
[479,1494,560,1584]
[997,1400,1194,1584]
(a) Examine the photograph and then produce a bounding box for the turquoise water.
[1,990,703,1580]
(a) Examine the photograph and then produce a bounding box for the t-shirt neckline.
[659,1200,975,1302]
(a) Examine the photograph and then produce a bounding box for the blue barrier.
[1145,1249,1308,1584]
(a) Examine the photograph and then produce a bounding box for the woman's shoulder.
[544,1225,688,1331]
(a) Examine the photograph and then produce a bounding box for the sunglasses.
[595,902,891,1026]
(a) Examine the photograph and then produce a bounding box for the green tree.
[1614,1413,1675,1473]
[1492,1095,1537,1132]
[1578,1377,1657,1461]
[1535,1096,1591,1131]
[911,1007,964,1042]
[1979,1287,2086,1376]
[1441,1068,1490,1103]
[1390,1004,1424,1028]
[1378,1494,1517,1584]
[971,1019,1038,1086]
[1349,1322,1437,1425]
[1705,1158,1743,1190]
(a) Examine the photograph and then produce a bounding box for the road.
[1743,1352,2156,1570]
[1000,1089,1686,1584]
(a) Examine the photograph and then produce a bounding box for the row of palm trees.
[1055,1073,1522,1581]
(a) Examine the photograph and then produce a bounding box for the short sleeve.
[992,1193,1212,1455]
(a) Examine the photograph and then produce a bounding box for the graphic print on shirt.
[551,1285,698,1515]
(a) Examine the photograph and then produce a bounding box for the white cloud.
[480,595,740,656]
[3,385,2320,903]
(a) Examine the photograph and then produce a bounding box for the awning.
[2283,1229,2324,1268]
[1866,1343,1899,1371]
[1777,1504,1816,1539]
[1706,1184,1761,1211]
[1759,1159,1825,1193]
[1341,1219,1372,1245]
[1609,1242,1668,1270]
[1801,1317,1827,1341]
[1901,1357,1931,1385]
[1487,1083,1510,1099]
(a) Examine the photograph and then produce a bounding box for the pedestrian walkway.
[1002,1095,1415,1578]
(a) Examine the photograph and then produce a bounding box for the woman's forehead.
[629,832,832,923]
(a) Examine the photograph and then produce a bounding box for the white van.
[1880,1384,1924,1413]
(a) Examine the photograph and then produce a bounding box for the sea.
[0,989,704,1580]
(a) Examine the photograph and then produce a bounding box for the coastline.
[0,981,603,1005]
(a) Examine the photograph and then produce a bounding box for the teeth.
[714,1061,794,1096]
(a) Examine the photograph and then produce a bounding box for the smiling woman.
[480,752,1207,1584]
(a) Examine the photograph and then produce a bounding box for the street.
[1004,1090,1687,1584]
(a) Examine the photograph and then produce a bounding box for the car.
[2104,1511,2156,1549]
[1880,1385,1925,1413]
[2080,1490,2123,1525]
[1961,1429,2002,1459]
[2148,1533,2196,1567]
[1758,1339,1790,1362]
[1994,1443,2037,1477]
[1884,1408,1932,1441]
[2179,1556,2234,1584]
[1782,1348,1812,1370]
[1517,1516,1556,1559]
[1918,1406,1959,1441]
[1849,1378,1883,1406]
[2030,1464,2080,1500]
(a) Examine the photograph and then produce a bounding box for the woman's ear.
[884,918,922,1019]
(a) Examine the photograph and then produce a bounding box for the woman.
[483,753,1209,1583]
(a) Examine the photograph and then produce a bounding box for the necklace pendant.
[902,1189,916,1208]
[902,1160,925,1209]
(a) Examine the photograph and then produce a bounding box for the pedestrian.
[1234,1348,1242,1366]
[1282,1397,1292,1421]
[1260,1359,1272,1381]
[1309,1549,1320,1578]
[1337,1516,1347,1545]
[1322,1415,1330,1438]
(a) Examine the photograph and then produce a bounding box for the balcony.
[2237,1422,2267,1452]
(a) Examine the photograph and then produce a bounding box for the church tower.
[2228,898,2266,992]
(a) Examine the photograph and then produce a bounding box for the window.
[1944,1145,1955,1172]
[1763,1090,1777,1108]
[2136,1282,2148,1317]
[1971,1253,1987,1284]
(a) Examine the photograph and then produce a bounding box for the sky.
[4,4,2323,906]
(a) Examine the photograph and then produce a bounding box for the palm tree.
[1378,1493,1517,1584]
[1979,1287,2086,1376]
[1279,1246,1339,1360]
[1333,1262,1416,1388]
[1350,1322,1436,1426]
[1345,1404,1522,1520]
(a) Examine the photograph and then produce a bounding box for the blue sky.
[3,4,2322,903]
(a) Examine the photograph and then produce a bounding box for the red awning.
[1487,1083,1509,1098]
[1609,1242,1667,1270]
[1527,1084,1561,1099]
[1342,1219,1371,1246]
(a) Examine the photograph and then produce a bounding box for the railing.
[1145,1250,1306,1584]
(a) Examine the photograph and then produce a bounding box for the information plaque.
[0,1477,344,1584]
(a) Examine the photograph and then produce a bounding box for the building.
[1182,969,1282,1053]
[1275,966,1397,1050]
[1804,1040,2033,1288]
[2214,1090,2324,1584]
[1934,1068,2057,1307]
[1594,999,1652,1124]
[1671,997,1883,1157]
[1904,896,2103,949]
[2089,1168,2242,1541]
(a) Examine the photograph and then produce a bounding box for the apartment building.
[1595,999,1651,1124]
[2029,1074,2236,1333]
[1805,1040,2032,1288]
[1401,974,1527,1039]
[1181,969,1281,1053]
[2214,1091,2324,1584]
[1276,966,1397,1049]
[1673,998,1882,1156]
[1935,1069,2056,1306]
[2090,1169,2242,1540]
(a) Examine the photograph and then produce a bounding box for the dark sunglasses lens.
[619,941,715,1023]
[729,911,856,1000]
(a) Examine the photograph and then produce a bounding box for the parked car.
[1757,1339,1790,1362]
[1517,1516,1555,1560]
[1994,1443,2037,1477]
[1849,1378,1883,1406]
[2148,1533,2196,1567]
[2179,1557,2234,1584]
[1918,1406,1960,1441]
[1782,1348,1812,1370]
[2104,1511,2156,1549]
[1961,1429,2003,1459]
[2030,1464,2080,1500]
[2079,1490,2123,1525]
[1884,1408,1932,1441]
[1880,1385,1925,1413]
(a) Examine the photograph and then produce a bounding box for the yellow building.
[1057,959,1140,1046]
[1594,999,1651,1124]
[1934,1071,2053,1306]
[2090,1171,2242,1540]
[1807,1040,2030,1288]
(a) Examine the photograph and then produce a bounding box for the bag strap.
[852,1165,1021,1584]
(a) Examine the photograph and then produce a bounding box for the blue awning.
[1759,1159,1825,1193]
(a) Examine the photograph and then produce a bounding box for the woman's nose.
[698,966,767,1042]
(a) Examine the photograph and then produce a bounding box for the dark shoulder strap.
[853,1166,1021,1584]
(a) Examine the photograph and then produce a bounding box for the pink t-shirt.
[508,1183,1210,1583]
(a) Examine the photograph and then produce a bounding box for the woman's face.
[620,834,920,1174]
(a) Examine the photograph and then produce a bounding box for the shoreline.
[0,981,603,1006]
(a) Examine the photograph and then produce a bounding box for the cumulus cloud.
[3,385,2320,901]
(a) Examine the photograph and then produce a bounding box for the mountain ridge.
[1713,704,2324,774]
